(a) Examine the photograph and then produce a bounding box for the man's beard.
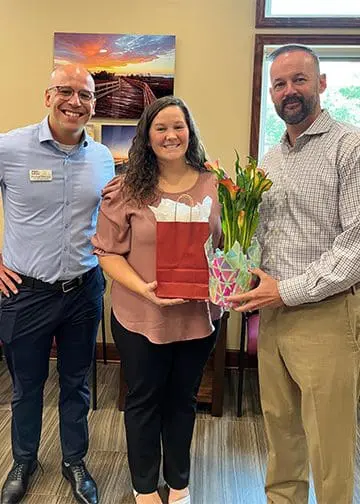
[275,95,317,125]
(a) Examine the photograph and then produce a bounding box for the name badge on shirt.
[29,169,53,182]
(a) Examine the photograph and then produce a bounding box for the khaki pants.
[258,290,360,504]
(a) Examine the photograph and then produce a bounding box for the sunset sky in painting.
[54,33,176,76]
[101,125,137,162]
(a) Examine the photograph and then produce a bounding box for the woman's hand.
[141,281,189,307]
[98,255,188,306]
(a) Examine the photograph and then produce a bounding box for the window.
[250,35,360,160]
[256,0,360,27]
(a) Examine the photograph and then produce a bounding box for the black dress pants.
[111,312,220,493]
[0,267,104,463]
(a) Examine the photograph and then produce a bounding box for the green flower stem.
[243,211,253,252]
[231,207,237,249]
[222,201,231,253]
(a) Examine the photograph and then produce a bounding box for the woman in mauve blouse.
[92,96,221,504]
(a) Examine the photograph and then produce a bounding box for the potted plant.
[204,154,272,308]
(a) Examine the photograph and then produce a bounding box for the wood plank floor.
[0,360,359,503]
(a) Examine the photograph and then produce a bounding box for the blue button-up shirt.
[0,117,114,283]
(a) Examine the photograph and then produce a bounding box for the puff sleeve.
[92,176,132,257]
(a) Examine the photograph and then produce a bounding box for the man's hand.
[227,268,285,312]
[141,281,189,307]
[0,255,22,297]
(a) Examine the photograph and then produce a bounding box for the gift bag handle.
[174,194,194,222]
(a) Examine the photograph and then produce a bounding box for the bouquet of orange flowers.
[204,153,272,308]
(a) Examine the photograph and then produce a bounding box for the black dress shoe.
[62,460,98,504]
[1,460,38,504]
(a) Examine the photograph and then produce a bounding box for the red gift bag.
[155,197,210,300]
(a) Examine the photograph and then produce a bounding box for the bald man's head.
[49,65,95,92]
[45,64,96,145]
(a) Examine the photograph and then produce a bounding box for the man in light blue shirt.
[0,64,114,504]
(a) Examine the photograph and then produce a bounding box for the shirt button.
[63,268,66,272]
[65,224,69,229]
[64,247,68,251]
[66,201,70,206]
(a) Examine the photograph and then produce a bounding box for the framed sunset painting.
[101,124,137,174]
[54,33,176,120]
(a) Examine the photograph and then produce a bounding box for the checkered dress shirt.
[258,110,360,306]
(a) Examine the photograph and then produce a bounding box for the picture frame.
[100,123,137,174]
[54,32,176,120]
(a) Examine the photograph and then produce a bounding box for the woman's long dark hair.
[122,96,206,206]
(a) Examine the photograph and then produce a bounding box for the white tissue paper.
[149,196,212,222]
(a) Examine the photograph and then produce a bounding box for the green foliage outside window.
[263,75,360,157]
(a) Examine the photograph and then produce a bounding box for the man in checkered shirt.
[229,45,360,504]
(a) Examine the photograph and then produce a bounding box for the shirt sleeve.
[279,139,360,306]
[91,177,131,257]
[0,134,5,183]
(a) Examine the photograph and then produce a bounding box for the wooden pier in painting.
[95,76,157,119]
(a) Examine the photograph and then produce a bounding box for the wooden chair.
[237,310,259,416]
[118,312,229,417]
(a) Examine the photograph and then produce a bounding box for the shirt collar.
[38,116,90,148]
[280,109,334,146]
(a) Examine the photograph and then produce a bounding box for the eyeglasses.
[47,86,95,102]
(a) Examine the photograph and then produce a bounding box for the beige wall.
[2,1,356,348]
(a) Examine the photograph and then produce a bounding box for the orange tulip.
[204,160,221,176]
[219,178,240,200]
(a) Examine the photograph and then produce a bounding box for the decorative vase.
[205,238,261,309]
